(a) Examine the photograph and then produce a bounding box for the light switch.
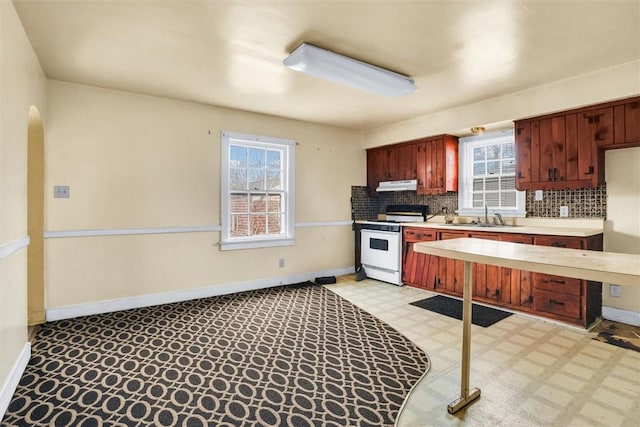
[54,185,70,198]
[535,190,543,201]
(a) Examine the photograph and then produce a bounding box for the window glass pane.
[485,177,500,191]
[248,168,265,190]
[266,170,281,190]
[250,215,267,236]
[485,192,499,206]
[248,148,264,168]
[502,158,515,174]
[266,150,281,169]
[229,168,247,190]
[229,214,249,237]
[267,194,281,212]
[473,193,484,207]
[473,162,485,176]
[487,160,500,175]
[250,194,267,214]
[267,214,282,234]
[486,144,501,160]
[502,176,515,190]
[472,178,483,191]
[501,192,516,206]
[230,145,247,167]
[229,194,248,213]
[473,147,485,161]
[502,143,514,159]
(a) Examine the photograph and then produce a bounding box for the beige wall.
[44,81,363,309]
[603,147,640,313]
[364,60,640,147]
[0,0,47,402]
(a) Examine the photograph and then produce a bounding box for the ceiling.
[13,0,640,131]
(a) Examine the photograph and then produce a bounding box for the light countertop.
[395,216,604,237]
[414,238,639,287]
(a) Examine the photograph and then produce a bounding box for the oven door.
[360,229,402,284]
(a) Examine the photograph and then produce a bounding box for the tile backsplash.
[351,185,607,220]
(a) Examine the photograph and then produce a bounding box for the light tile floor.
[326,277,640,427]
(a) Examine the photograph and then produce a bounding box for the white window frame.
[221,131,296,250]
[457,129,526,218]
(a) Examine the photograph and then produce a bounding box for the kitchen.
[2,1,639,425]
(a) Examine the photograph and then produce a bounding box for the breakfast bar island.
[414,237,640,414]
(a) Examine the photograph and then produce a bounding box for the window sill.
[220,238,295,251]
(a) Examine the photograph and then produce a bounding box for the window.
[457,130,525,217]
[221,132,295,250]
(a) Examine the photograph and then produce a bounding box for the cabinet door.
[417,135,458,195]
[469,233,502,301]
[534,235,584,249]
[613,100,640,146]
[366,147,387,193]
[438,231,466,295]
[402,228,437,289]
[515,122,532,189]
[520,114,599,189]
[417,140,442,194]
[500,234,534,308]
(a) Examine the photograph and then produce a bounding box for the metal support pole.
[447,260,481,414]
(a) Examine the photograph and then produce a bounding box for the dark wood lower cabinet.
[402,227,603,328]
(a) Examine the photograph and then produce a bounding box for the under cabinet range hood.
[376,179,418,192]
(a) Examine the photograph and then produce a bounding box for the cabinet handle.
[584,113,603,124]
[494,289,500,296]
[526,295,533,304]
[542,278,566,285]
[548,169,553,181]
[594,132,606,141]
[551,241,567,248]
[585,165,594,175]
[553,168,560,180]
[549,299,565,306]
[440,178,444,187]
[517,171,525,179]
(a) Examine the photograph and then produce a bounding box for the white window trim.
[457,129,526,218]
[220,131,296,251]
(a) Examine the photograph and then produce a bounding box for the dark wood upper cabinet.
[416,135,458,195]
[613,99,640,147]
[515,96,638,191]
[366,134,457,195]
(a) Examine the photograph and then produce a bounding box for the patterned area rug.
[2,283,429,426]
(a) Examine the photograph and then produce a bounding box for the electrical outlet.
[560,206,569,217]
[610,284,620,297]
[535,190,543,201]
[54,185,70,198]
[279,258,285,268]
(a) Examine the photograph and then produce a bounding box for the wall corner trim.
[0,236,30,261]
[46,267,355,321]
[602,306,640,327]
[0,343,31,420]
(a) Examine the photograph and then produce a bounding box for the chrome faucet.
[494,213,506,226]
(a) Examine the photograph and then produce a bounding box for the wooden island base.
[414,238,640,414]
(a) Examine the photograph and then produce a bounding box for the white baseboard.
[0,343,31,421]
[46,267,355,321]
[602,306,640,327]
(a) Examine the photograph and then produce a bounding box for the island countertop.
[414,238,639,286]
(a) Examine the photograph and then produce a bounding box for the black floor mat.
[410,295,512,327]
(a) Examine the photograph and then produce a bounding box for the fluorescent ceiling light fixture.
[283,43,417,97]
